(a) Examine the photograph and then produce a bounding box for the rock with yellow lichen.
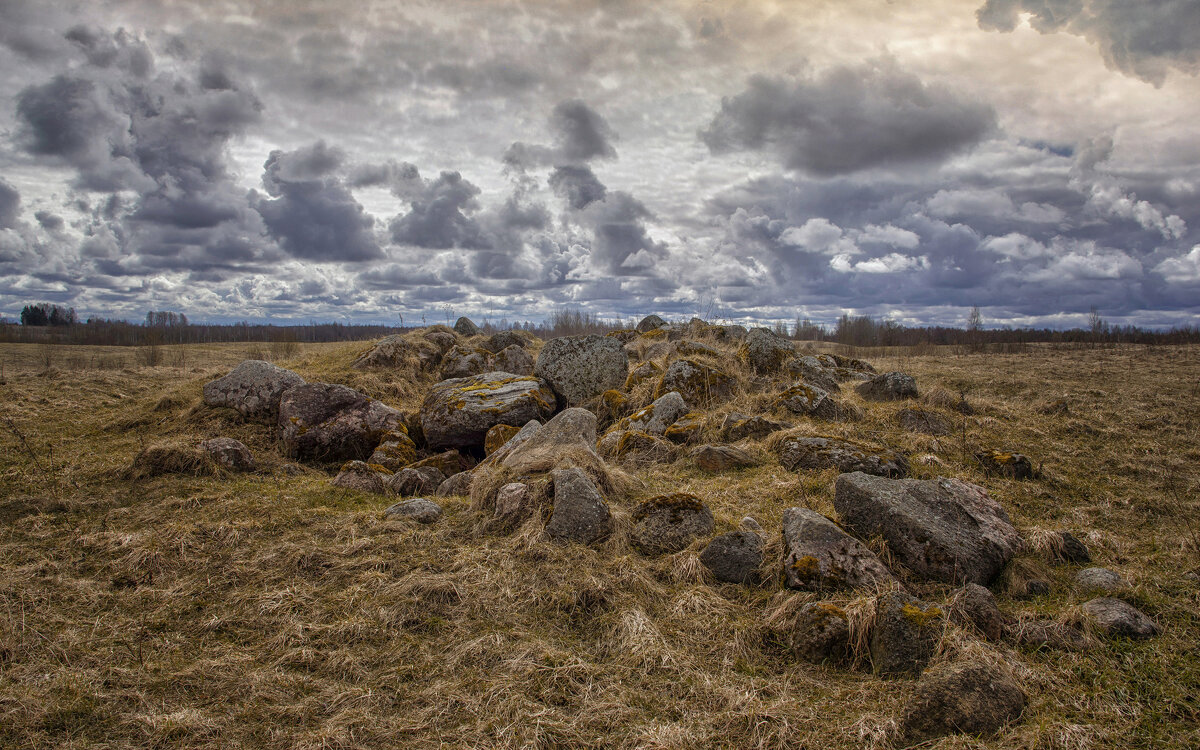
[788,602,851,664]
[664,412,705,443]
[870,592,943,678]
[331,460,390,495]
[630,493,714,556]
[720,412,791,441]
[778,436,908,477]
[738,328,795,374]
[204,359,305,420]
[782,507,894,591]
[419,371,557,450]
[975,449,1035,479]
[368,429,418,471]
[655,358,735,407]
[484,424,521,456]
[621,391,688,435]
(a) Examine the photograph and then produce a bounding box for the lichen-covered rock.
[699,531,764,584]
[493,344,534,376]
[498,408,598,474]
[453,316,480,336]
[870,592,943,677]
[411,449,475,477]
[778,436,908,477]
[385,497,443,524]
[834,472,1022,585]
[774,383,847,420]
[606,328,640,344]
[332,460,389,494]
[664,412,705,443]
[898,407,952,436]
[720,412,791,441]
[596,429,625,457]
[784,356,841,393]
[279,383,402,463]
[673,339,720,359]
[1080,598,1158,639]
[435,470,474,497]
[656,358,735,407]
[636,314,667,333]
[368,429,418,471]
[631,493,714,556]
[351,335,416,370]
[975,449,1036,480]
[738,328,794,374]
[481,330,529,353]
[624,361,662,389]
[388,466,446,497]
[856,371,918,401]
[545,467,612,545]
[621,391,688,435]
[615,430,676,464]
[710,324,748,342]
[203,360,305,420]
[534,334,628,404]
[782,507,894,591]
[788,603,850,664]
[422,329,458,354]
[420,372,556,450]
[484,424,521,456]
[690,444,757,472]
[1074,567,1125,594]
[900,662,1025,743]
[949,583,1007,641]
[440,345,491,379]
[199,437,255,471]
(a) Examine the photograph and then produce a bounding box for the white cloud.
[831,252,926,274]
[1154,246,1200,283]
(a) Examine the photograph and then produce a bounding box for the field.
[0,338,1198,749]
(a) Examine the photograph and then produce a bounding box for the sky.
[1,0,1199,329]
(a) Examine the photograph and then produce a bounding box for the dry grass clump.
[121,440,221,479]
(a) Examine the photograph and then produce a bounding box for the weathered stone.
[673,339,720,359]
[388,466,446,497]
[494,482,533,526]
[1011,620,1092,651]
[492,345,534,376]
[615,430,676,464]
[605,328,640,344]
[419,372,556,450]
[199,437,255,471]
[534,334,628,404]
[411,449,475,477]
[740,516,764,534]
[331,460,389,494]
[622,391,688,435]
[440,345,490,379]
[856,371,918,401]
[898,407,952,436]
[774,383,845,420]
[385,497,443,524]
[1080,598,1158,639]
[779,437,908,477]
[976,449,1036,480]
[656,358,736,407]
[435,470,474,497]
[788,603,850,664]
[900,662,1025,743]
[738,328,794,374]
[368,429,418,471]
[203,360,305,420]
[636,314,667,333]
[479,419,542,467]
[453,316,480,336]
[624,361,662,388]
[484,424,521,456]
[784,356,841,393]
[690,444,758,472]
[499,408,599,474]
[630,493,715,556]
[782,507,894,591]
[422,330,458,354]
[1074,567,1125,594]
[664,412,705,443]
[1056,531,1092,564]
[699,531,764,584]
[870,591,943,677]
[949,583,1006,641]
[834,472,1022,585]
[279,383,402,463]
[545,467,612,545]
[710,324,747,342]
[481,330,529,353]
[596,429,624,457]
[720,412,790,441]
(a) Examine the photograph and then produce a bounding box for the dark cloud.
[549,165,608,209]
[0,179,19,229]
[978,0,1200,85]
[389,171,489,249]
[581,191,667,274]
[504,99,617,169]
[700,62,997,175]
[34,211,64,231]
[347,160,422,193]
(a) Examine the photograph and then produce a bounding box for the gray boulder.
[387,466,446,497]
[384,498,443,524]
[494,482,534,527]
[631,493,714,556]
[784,356,841,393]
[690,444,757,472]
[636,314,667,332]
[535,334,628,404]
[481,330,528,353]
[856,371,918,401]
[699,531,764,584]
[419,372,556,450]
[720,412,790,441]
[493,345,534,376]
[453,317,480,336]
[738,328,794,374]
[435,471,474,497]
[352,334,417,370]
[203,360,305,420]
[949,583,1006,641]
[199,437,255,471]
[545,467,612,545]
[499,408,598,474]
[623,391,688,435]
[1075,567,1125,594]
[774,383,845,420]
[331,460,388,494]
[778,436,908,477]
[656,358,735,407]
[278,383,402,463]
[900,663,1025,743]
[439,345,490,379]
[870,591,944,677]
[368,429,418,472]
[782,507,894,591]
[834,472,1022,585]
[1080,598,1158,639]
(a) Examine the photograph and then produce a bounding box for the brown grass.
[0,340,1198,748]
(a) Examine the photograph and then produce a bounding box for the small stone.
[739,516,764,534]
[856,371,918,401]
[369,429,418,472]
[689,444,757,472]
[900,662,1025,743]
[1021,580,1051,597]
[622,391,688,435]
[630,493,714,556]
[1074,567,1125,594]
[387,466,446,497]
[789,603,850,665]
[975,449,1036,480]
[1080,598,1158,639]
[774,382,845,421]
[949,583,1006,641]
[494,482,533,526]
[719,412,790,441]
[1011,620,1091,652]
[698,531,764,584]
[435,471,474,497]
[332,460,389,494]
[663,412,705,444]
[1057,531,1092,564]
[384,497,443,524]
[869,592,943,678]
[782,507,894,591]
[199,437,255,471]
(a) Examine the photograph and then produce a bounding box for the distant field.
[0,338,1197,748]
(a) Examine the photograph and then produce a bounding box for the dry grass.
[0,340,1198,748]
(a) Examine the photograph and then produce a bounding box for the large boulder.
[630,493,714,556]
[621,391,688,435]
[834,472,1022,585]
[785,356,841,393]
[498,408,598,475]
[453,316,481,336]
[778,436,908,477]
[481,330,529,353]
[656,358,736,407]
[493,345,534,376]
[544,467,612,545]
[535,334,628,404]
[699,531,764,584]
[870,591,943,677]
[782,507,894,591]
[419,372,557,450]
[278,383,402,463]
[856,371,918,401]
[636,314,667,333]
[738,328,794,374]
[900,663,1025,743]
[440,345,491,379]
[352,335,420,370]
[203,360,305,420]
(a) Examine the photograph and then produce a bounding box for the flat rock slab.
[279,383,402,463]
[535,334,628,404]
[203,360,305,420]
[778,436,908,478]
[835,472,1021,586]
[699,531,763,584]
[781,507,894,591]
[690,444,758,472]
[420,372,556,450]
[385,498,444,524]
[631,493,714,556]
[900,662,1025,743]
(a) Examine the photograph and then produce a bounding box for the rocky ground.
[0,320,1197,749]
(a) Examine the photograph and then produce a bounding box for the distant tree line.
[20,303,77,327]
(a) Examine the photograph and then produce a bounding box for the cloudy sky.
[1,0,1199,328]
